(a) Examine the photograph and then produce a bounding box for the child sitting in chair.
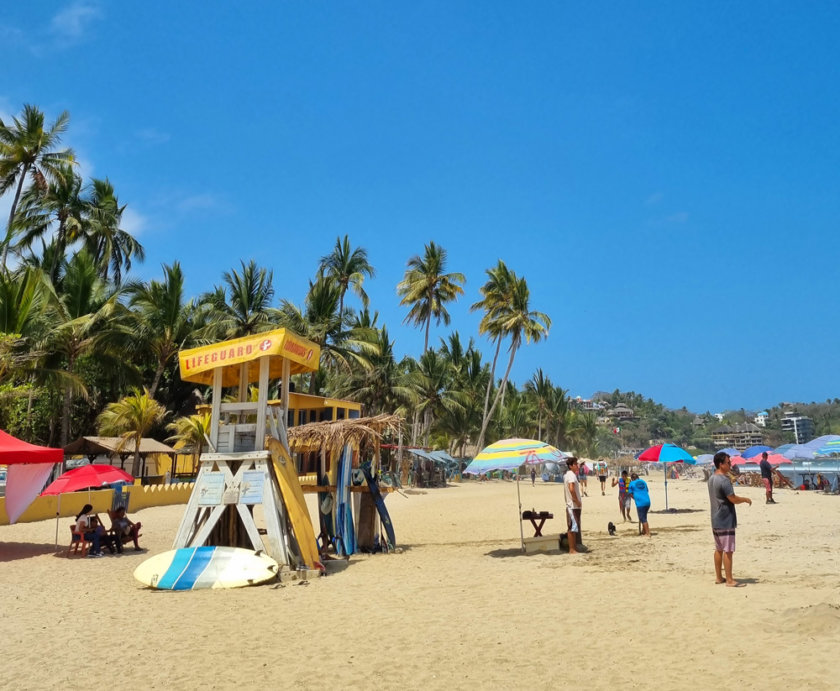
[111,506,142,551]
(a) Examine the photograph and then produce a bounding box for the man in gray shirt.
[709,452,752,587]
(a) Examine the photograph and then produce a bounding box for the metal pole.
[517,471,525,551]
[664,463,669,511]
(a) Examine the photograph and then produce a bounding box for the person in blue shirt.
[628,473,651,537]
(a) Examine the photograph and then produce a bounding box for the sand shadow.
[650,508,704,515]
[485,543,586,559]
[0,542,60,562]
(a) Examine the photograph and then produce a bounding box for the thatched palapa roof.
[287,414,403,455]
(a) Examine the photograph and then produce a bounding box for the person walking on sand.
[709,451,752,587]
[612,470,633,522]
[759,451,776,504]
[531,467,536,486]
[597,460,608,495]
[628,473,651,537]
[564,457,582,554]
[578,461,589,497]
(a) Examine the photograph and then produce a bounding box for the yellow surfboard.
[267,437,323,571]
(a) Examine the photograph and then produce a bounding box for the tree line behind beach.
[0,104,826,464]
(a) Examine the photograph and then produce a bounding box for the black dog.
[607,521,616,536]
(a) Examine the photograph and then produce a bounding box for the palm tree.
[0,105,74,268]
[278,274,378,393]
[406,349,467,447]
[127,262,196,398]
[397,241,465,353]
[39,250,131,446]
[476,274,551,451]
[201,259,279,339]
[83,178,144,284]
[524,368,553,441]
[0,267,49,387]
[435,343,488,458]
[11,163,85,279]
[471,260,515,447]
[545,386,571,449]
[570,412,599,457]
[319,235,375,318]
[97,387,167,477]
[167,412,211,475]
[331,324,415,415]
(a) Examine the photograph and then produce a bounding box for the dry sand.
[2,474,839,690]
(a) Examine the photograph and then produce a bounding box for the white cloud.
[176,194,219,213]
[50,1,103,43]
[135,128,171,145]
[665,212,689,224]
[645,192,664,206]
[120,206,148,238]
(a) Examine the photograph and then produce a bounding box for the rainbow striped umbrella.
[464,438,570,553]
[463,438,569,475]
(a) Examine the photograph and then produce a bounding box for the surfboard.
[335,445,356,556]
[362,465,396,550]
[267,438,324,571]
[317,471,335,550]
[134,546,278,590]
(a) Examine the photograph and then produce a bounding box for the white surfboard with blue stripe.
[133,546,279,590]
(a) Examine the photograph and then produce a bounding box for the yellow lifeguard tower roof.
[178,329,320,386]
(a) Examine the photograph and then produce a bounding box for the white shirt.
[564,470,581,509]
[75,514,91,531]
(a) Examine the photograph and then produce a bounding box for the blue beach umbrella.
[716,447,740,457]
[742,445,773,459]
[781,444,815,460]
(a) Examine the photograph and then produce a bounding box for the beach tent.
[0,430,63,524]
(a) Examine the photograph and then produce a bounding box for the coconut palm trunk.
[477,337,520,449]
[475,337,502,452]
[2,166,29,268]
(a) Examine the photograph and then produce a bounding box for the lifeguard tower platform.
[172,329,322,575]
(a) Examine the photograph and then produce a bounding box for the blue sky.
[2,2,839,413]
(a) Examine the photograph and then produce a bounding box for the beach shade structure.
[42,464,134,548]
[463,438,568,551]
[729,455,749,466]
[762,453,791,465]
[695,454,714,465]
[0,429,64,524]
[742,445,773,460]
[637,443,696,510]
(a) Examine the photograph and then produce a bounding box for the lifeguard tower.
[171,329,322,574]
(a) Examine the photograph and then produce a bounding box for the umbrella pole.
[517,472,525,552]
[664,464,669,511]
[54,494,61,551]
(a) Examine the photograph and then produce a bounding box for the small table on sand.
[521,510,553,537]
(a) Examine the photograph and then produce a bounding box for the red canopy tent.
[0,429,63,524]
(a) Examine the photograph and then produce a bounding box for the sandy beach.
[2,474,839,690]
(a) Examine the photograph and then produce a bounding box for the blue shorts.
[636,505,650,523]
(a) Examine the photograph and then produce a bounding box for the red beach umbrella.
[42,464,134,495]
